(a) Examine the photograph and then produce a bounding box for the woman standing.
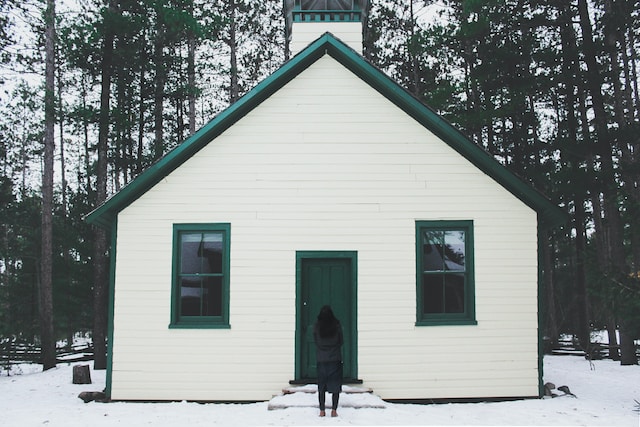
[313,305,343,417]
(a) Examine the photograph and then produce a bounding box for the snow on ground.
[1,356,638,426]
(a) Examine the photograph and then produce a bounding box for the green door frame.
[294,251,358,383]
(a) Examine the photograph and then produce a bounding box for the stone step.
[268,385,386,410]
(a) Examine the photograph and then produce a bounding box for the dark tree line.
[0,0,285,370]
[0,0,638,369]
[366,0,639,364]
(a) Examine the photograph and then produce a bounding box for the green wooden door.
[296,252,357,382]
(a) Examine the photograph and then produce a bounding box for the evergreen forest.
[0,0,638,370]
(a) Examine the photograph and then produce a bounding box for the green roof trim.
[86,32,567,230]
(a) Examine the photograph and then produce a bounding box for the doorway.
[295,251,357,382]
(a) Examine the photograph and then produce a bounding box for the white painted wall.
[291,22,362,54]
[111,55,539,401]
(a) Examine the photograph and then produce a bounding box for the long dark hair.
[316,305,340,338]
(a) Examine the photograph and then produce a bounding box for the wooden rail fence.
[546,338,640,359]
[1,339,93,372]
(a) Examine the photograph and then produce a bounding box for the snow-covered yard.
[1,355,638,426]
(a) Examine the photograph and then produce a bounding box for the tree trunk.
[578,0,635,364]
[187,1,196,135]
[176,86,184,143]
[577,0,626,269]
[606,320,620,360]
[153,5,166,160]
[137,61,145,175]
[93,0,116,371]
[610,1,640,274]
[542,230,559,345]
[57,58,67,215]
[113,71,123,192]
[573,202,591,346]
[228,0,239,104]
[81,76,91,193]
[92,231,108,371]
[408,1,420,97]
[559,2,591,349]
[40,0,57,371]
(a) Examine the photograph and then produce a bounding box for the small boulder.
[78,391,108,403]
[543,382,557,397]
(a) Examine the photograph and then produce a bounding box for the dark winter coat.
[313,322,343,363]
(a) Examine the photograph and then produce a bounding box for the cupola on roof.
[284,0,370,55]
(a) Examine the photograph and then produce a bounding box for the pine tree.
[40,0,57,371]
[92,0,117,371]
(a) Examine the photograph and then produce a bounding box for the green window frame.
[416,220,477,326]
[170,223,230,329]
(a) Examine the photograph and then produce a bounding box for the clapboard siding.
[290,22,363,54]
[110,55,539,401]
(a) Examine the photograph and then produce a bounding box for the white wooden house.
[87,0,566,402]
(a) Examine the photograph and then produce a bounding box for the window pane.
[301,0,323,9]
[180,232,223,274]
[202,277,223,316]
[180,277,202,316]
[444,230,465,271]
[180,277,223,317]
[422,274,444,314]
[328,0,352,9]
[200,233,223,273]
[444,274,465,313]
[301,0,353,10]
[422,230,444,271]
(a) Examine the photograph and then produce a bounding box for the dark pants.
[317,361,342,410]
[319,391,339,412]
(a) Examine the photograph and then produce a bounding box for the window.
[299,1,354,11]
[170,224,230,328]
[416,220,476,326]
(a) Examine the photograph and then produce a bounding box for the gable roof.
[86,32,567,230]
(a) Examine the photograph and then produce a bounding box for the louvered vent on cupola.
[284,0,370,55]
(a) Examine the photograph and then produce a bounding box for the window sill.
[168,323,231,329]
[415,319,478,327]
